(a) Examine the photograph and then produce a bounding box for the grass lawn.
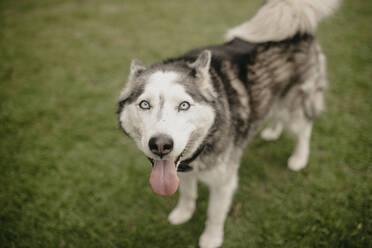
[0,0,371,247]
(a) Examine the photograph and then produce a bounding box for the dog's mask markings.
[119,57,216,196]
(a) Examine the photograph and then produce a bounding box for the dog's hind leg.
[285,45,327,171]
[286,116,313,171]
[168,172,197,225]
[283,78,324,171]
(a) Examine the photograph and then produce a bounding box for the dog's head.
[117,50,216,195]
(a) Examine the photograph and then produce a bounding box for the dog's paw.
[288,154,307,171]
[261,126,282,141]
[199,227,223,248]
[168,204,195,225]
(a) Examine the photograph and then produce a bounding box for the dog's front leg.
[199,172,238,248]
[168,172,197,225]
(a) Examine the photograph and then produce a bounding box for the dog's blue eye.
[139,100,151,110]
[178,101,190,111]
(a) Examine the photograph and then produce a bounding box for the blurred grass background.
[0,0,371,247]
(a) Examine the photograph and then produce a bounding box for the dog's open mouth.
[148,154,183,196]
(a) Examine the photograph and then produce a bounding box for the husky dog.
[117,0,339,247]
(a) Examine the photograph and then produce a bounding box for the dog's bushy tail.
[225,0,340,42]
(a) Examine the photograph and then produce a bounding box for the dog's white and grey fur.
[117,0,339,247]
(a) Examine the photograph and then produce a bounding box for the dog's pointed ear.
[119,59,146,101]
[190,50,212,75]
[129,59,146,79]
[189,50,217,100]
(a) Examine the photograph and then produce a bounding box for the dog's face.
[118,50,216,195]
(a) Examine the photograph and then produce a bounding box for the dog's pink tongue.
[149,159,179,196]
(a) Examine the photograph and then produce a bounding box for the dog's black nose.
[148,134,173,158]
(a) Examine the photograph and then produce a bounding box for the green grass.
[0,0,371,247]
